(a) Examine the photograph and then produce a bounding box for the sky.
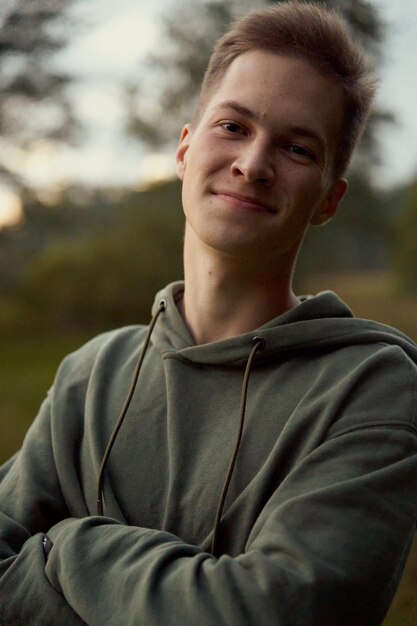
[0,0,417,226]
[371,0,417,186]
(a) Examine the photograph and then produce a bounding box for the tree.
[295,170,398,284]
[0,0,79,189]
[3,180,184,334]
[395,177,417,295]
[125,0,388,167]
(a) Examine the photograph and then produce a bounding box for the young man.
[1,3,417,625]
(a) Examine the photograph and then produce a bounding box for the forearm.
[44,514,414,626]
[46,517,274,626]
[45,427,417,626]
[0,393,89,625]
[0,513,86,626]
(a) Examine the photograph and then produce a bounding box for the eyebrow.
[214,100,326,154]
[214,101,259,121]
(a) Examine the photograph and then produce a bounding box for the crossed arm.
[1,397,417,626]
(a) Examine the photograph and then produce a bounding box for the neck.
[180,227,300,344]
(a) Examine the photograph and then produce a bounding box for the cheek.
[194,135,231,172]
[180,164,204,220]
[287,169,326,206]
[183,152,223,197]
[181,174,194,216]
[276,173,325,231]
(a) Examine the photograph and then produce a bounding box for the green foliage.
[384,532,417,624]
[0,0,79,187]
[0,332,88,461]
[5,180,184,334]
[396,177,417,294]
[126,0,234,147]
[295,171,398,283]
[0,187,118,293]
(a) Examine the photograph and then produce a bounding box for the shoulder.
[326,342,417,436]
[52,325,149,397]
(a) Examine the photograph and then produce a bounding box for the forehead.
[201,50,344,151]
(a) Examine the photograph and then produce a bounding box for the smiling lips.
[214,191,277,214]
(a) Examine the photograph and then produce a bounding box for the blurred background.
[0,1,416,622]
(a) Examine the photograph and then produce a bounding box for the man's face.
[176,50,347,267]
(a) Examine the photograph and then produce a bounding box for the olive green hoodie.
[1,282,417,626]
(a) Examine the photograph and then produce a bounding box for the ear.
[310,178,348,226]
[175,124,192,181]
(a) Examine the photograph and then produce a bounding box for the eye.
[287,143,316,161]
[221,121,246,135]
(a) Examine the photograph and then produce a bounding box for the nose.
[231,138,274,185]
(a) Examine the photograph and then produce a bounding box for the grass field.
[0,271,416,624]
[0,333,89,462]
[305,272,417,341]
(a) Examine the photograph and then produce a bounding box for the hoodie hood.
[150,281,417,367]
[94,279,417,555]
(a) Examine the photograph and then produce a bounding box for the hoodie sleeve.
[0,329,136,625]
[0,396,87,625]
[44,401,417,623]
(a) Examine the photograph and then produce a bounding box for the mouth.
[213,190,277,214]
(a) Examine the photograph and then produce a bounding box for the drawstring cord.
[210,335,266,556]
[96,298,167,516]
[96,299,266,557]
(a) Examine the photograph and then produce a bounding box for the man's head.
[193,1,378,181]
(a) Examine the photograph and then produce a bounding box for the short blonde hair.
[194,1,378,180]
